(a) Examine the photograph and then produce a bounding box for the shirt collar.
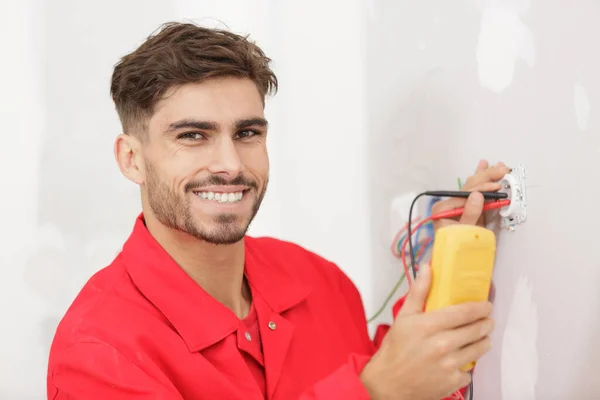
[121,214,312,352]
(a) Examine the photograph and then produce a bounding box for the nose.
[208,136,244,178]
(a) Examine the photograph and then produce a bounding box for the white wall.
[0,1,370,398]
[368,0,600,398]
[0,1,48,398]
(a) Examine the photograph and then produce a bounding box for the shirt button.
[268,321,277,331]
[245,332,252,341]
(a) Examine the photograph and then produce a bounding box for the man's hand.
[432,160,511,230]
[360,265,494,400]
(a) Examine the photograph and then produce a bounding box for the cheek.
[158,155,200,193]
[240,146,269,179]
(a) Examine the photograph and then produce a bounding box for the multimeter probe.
[401,191,508,285]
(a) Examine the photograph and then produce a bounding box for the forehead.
[149,77,265,131]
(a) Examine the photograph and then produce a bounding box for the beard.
[144,162,266,245]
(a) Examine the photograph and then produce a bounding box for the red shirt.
[239,303,266,396]
[47,215,466,399]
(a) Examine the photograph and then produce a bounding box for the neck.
[144,212,251,319]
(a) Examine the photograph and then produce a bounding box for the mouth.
[192,189,248,204]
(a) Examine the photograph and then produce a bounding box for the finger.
[475,159,488,173]
[437,318,494,352]
[463,164,510,189]
[448,335,493,370]
[399,264,432,315]
[430,183,499,214]
[441,371,472,399]
[462,181,503,193]
[476,213,486,227]
[459,192,484,225]
[424,301,493,331]
[432,197,467,214]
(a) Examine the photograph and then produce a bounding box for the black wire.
[407,192,428,279]
[469,371,474,400]
[406,190,508,279]
[423,191,507,200]
[407,191,494,399]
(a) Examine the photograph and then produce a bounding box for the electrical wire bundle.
[369,188,511,400]
[368,197,438,323]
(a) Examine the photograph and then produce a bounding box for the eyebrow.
[165,117,268,133]
[236,118,268,130]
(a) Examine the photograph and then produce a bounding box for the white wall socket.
[499,164,528,230]
[390,192,417,241]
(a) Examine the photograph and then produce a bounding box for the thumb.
[459,192,484,225]
[399,264,432,315]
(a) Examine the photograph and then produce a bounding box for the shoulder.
[49,256,165,363]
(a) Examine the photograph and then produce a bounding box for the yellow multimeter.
[424,224,496,371]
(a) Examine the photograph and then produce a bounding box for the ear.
[114,134,145,185]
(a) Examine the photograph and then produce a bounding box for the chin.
[200,225,248,245]
[184,214,251,245]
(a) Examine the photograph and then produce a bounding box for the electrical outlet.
[390,192,417,241]
[498,164,528,230]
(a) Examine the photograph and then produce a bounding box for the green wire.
[373,222,433,323]
[370,177,462,324]
[367,271,407,323]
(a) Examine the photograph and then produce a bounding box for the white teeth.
[195,191,244,203]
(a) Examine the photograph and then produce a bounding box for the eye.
[235,129,261,139]
[177,132,206,140]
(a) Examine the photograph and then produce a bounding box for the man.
[47,21,510,399]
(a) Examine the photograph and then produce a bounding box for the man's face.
[139,77,269,244]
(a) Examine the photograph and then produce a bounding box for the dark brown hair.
[110,21,278,134]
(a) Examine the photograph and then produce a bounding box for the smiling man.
[47,22,509,400]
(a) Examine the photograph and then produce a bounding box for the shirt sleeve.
[291,266,389,400]
[297,353,373,400]
[372,293,407,350]
[331,268,467,400]
[48,342,183,400]
[296,352,468,400]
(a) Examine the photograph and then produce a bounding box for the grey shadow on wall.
[20,0,167,356]
[368,68,467,325]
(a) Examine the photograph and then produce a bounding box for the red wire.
[390,217,422,258]
[391,224,431,260]
[401,199,510,287]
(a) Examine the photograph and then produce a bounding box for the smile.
[194,191,244,203]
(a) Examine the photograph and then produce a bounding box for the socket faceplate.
[499,164,527,230]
